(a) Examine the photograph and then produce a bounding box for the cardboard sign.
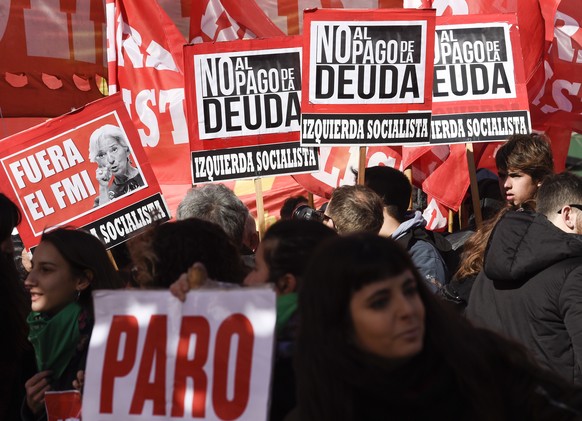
[82,288,276,421]
[185,36,319,183]
[301,8,436,146]
[0,94,170,249]
[430,14,531,144]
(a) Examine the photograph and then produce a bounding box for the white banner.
[83,288,276,421]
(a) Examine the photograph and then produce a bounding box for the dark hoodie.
[467,211,582,384]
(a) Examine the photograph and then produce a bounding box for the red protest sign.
[0,94,170,249]
[82,289,276,421]
[430,14,531,144]
[300,8,436,146]
[184,36,319,183]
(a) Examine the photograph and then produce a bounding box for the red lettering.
[100,315,139,413]
[171,316,211,418]
[212,314,254,420]
[130,315,167,415]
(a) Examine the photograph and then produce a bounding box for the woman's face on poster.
[95,136,130,177]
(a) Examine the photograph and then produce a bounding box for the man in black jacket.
[467,172,582,384]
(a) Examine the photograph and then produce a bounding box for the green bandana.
[27,302,82,380]
[276,293,298,334]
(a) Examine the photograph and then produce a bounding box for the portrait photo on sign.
[88,124,146,207]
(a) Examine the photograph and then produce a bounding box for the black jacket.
[467,211,582,384]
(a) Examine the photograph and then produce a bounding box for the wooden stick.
[254,178,265,240]
[107,250,118,271]
[404,167,413,210]
[307,192,314,208]
[448,209,454,233]
[466,143,483,229]
[357,146,366,185]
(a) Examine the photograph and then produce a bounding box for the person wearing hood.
[467,172,582,384]
[363,166,451,292]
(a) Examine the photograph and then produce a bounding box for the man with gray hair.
[177,184,258,255]
[467,172,582,384]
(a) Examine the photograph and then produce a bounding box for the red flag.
[293,146,402,198]
[531,0,582,133]
[106,0,191,215]
[0,0,107,117]
[423,196,449,231]
[422,144,470,211]
[404,145,450,187]
[189,0,284,43]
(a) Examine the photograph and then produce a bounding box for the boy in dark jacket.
[467,172,582,384]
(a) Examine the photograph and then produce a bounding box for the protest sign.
[0,94,170,249]
[430,14,531,144]
[300,8,436,146]
[185,36,319,183]
[83,288,276,421]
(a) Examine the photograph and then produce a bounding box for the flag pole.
[107,250,118,271]
[254,178,266,240]
[466,142,482,229]
[404,167,413,210]
[358,146,367,185]
[448,209,455,233]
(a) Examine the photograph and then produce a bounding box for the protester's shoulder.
[282,407,300,421]
[409,235,443,260]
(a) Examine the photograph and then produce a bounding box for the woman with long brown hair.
[291,233,582,420]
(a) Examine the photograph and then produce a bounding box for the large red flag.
[106,0,191,215]
[0,0,107,118]
[530,0,582,133]
[190,0,284,42]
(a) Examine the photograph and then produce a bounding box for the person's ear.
[249,231,259,253]
[561,206,577,231]
[276,273,297,295]
[76,270,93,292]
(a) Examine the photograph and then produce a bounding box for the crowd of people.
[2,133,582,420]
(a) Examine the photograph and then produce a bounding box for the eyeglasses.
[557,204,582,214]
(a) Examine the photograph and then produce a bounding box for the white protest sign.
[83,288,276,421]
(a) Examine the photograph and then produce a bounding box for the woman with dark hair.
[446,205,518,310]
[244,220,337,421]
[291,234,582,421]
[22,228,124,421]
[0,194,36,420]
[129,217,246,288]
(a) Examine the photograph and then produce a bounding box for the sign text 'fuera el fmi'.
[0,94,169,249]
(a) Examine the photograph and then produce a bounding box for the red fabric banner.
[106,0,192,215]
[190,0,284,42]
[3,0,582,222]
[0,0,107,117]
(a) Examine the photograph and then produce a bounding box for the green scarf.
[27,302,82,380]
[276,293,298,334]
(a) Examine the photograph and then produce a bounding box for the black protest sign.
[301,8,435,146]
[430,14,531,144]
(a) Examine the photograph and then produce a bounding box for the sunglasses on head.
[557,204,582,214]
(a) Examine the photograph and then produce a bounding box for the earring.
[76,290,81,301]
